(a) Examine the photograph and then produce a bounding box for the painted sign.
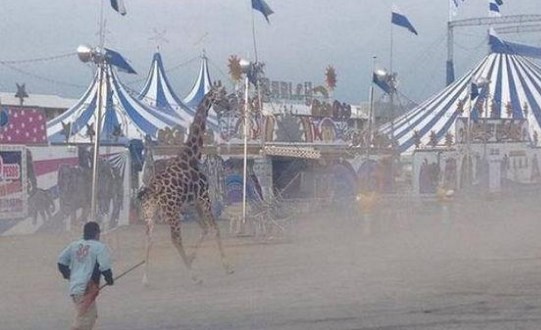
[260,78,314,101]
[0,145,27,219]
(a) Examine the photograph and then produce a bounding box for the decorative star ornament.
[60,121,72,142]
[15,83,29,106]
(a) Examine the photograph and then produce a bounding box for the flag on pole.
[104,48,137,74]
[488,27,503,47]
[470,78,489,101]
[391,5,418,35]
[252,0,274,23]
[495,0,503,5]
[470,82,480,100]
[470,81,486,123]
[489,1,501,17]
[373,73,392,94]
[110,0,127,16]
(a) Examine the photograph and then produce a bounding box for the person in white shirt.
[58,221,113,330]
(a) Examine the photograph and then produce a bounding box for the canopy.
[138,52,194,129]
[381,35,541,153]
[182,54,219,130]
[47,64,183,145]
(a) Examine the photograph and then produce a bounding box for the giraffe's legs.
[194,198,234,275]
[168,214,202,284]
[141,199,158,286]
[186,205,209,267]
[142,220,153,286]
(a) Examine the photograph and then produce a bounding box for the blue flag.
[391,5,418,35]
[470,79,489,123]
[373,73,392,94]
[495,0,503,5]
[104,48,136,74]
[252,0,274,23]
[471,77,490,100]
[470,82,479,100]
[489,2,500,16]
[110,0,127,16]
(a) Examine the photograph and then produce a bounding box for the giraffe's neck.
[184,98,212,161]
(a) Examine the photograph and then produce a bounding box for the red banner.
[0,146,27,219]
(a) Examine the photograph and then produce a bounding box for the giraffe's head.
[205,84,232,115]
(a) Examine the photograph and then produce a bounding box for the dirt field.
[3,196,541,329]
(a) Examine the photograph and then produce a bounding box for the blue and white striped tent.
[138,52,194,130]
[182,54,219,130]
[47,64,183,145]
[381,33,541,154]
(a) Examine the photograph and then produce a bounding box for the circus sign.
[0,155,21,180]
[260,78,314,101]
[0,146,27,220]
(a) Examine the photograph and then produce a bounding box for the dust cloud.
[2,191,541,329]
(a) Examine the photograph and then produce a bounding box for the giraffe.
[137,86,233,284]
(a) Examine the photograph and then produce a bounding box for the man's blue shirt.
[58,239,112,295]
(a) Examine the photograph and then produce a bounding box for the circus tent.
[138,52,195,130]
[182,54,219,130]
[380,31,541,154]
[47,64,183,145]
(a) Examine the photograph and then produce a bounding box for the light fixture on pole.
[373,68,398,190]
[77,44,106,222]
[239,58,253,228]
[367,56,377,157]
[373,69,397,135]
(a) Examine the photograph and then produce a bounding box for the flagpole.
[389,16,396,192]
[483,87,490,160]
[465,82,473,189]
[99,0,105,48]
[448,0,453,23]
[389,11,394,134]
[242,75,250,228]
[251,2,259,63]
[367,56,377,159]
[90,0,106,222]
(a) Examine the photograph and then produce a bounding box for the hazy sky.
[0,0,539,105]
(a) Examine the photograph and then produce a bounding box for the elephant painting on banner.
[57,164,92,224]
[28,188,56,224]
[56,149,125,227]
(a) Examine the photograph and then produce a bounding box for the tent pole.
[465,92,472,189]
[367,56,377,159]
[90,0,106,222]
[90,60,104,222]
[242,75,250,227]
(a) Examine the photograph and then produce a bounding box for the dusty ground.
[2,195,541,329]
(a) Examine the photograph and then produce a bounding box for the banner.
[0,146,27,219]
